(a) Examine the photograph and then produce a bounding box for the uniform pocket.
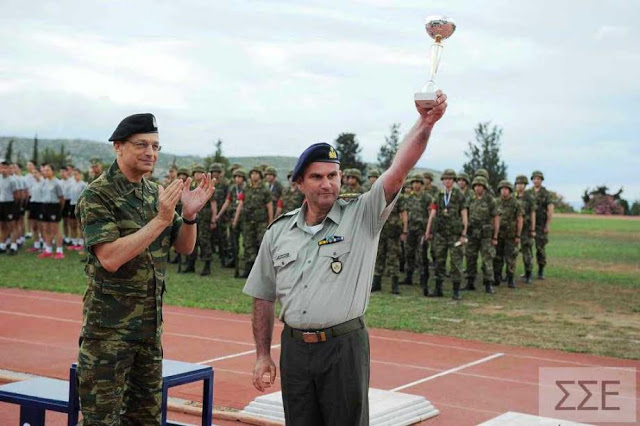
[98,278,147,329]
[319,242,352,283]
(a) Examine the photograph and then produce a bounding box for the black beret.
[109,113,158,142]
[291,143,340,181]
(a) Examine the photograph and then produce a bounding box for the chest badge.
[331,258,343,274]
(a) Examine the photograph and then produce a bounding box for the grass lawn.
[1,214,638,359]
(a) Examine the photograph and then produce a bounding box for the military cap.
[259,163,270,172]
[531,170,545,180]
[497,180,514,192]
[515,174,529,185]
[291,142,340,181]
[471,176,488,189]
[410,173,425,184]
[209,163,223,173]
[249,165,264,178]
[423,171,434,180]
[474,168,489,180]
[348,169,362,182]
[192,164,205,174]
[108,113,158,142]
[90,157,101,166]
[233,168,247,179]
[265,166,277,176]
[230,163,242,172]
[177,167,190,176]
[457,172,470,184]
[440,169,457,180]
[368,168,380,178]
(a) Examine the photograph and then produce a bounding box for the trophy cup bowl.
[414,16,456,108]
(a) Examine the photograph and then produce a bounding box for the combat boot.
[524,270,532,284]
[427,279,444,298]
[402,270,413,285]
[462,276,476,291]
[493,271,501,287]
[538,266,545,280]
[507,273,517,289]
[452,282,462,300]
[239,262,253,279]
[484,280,495,294]
[200,261,211,276]
[391,276,400,295]
[181,258,196,273]
[371,275,382,292]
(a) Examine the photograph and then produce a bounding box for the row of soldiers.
[373,168,554,300]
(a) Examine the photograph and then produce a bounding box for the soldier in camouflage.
[422,170,439,267]
[474,168,497,198]
[464,176,499,294]
[340,168,366,200]
[494,180,524,289]
[515,175,537,283]
[276,170,304,217]
[265,166,284,213]
[425,169,468,300]
[182,164,214,275]
[216,168,246,268]
[209,163,229,267]
[363,168,380,191]
[527,170,554,279]
[169,167,190,267]
[399,178,412,273]
[236,166,273,278]
[457,172,473,202]
[75,113,214,425]
[373,190,405,294]
[402,174,432,290]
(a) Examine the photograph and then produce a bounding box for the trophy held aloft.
[414,16,456,109]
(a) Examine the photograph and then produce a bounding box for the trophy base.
[414,92,437,108]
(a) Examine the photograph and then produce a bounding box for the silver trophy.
[414,16,456,108]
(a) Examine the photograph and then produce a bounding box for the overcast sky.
[1,0,638,202]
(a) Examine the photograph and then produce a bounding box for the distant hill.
[0,136,442,185]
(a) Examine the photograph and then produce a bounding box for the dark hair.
[42,163,56,171]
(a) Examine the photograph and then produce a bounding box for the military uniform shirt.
[0,175,18,202]
[243,178,399,329]
[515,191,537,229]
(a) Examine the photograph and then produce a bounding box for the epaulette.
[267,208,299,230]
[338,193,362,201]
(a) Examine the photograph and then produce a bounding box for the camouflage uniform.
[185,165,213,275]
[210,163,230,266]
[363,169,380,192]
[76,160,182,424]
[403,174,432,289]
[465,177,498,293]
[494,181,524,288]
[265,166,284,212]
[423,171,439,265]
[527,170,554,278]
[279,185,304,215]
[340,169,366,200]
[373,196,404,294]
[241,167,272,276]
[515,175,537,283]
[474,168,496,198]
[226,169,246,268]
[429,170,467,299]
[457,172,474,203]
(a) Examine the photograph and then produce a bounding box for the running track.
[0,288,637,425]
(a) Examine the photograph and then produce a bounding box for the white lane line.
[390,353,505,392]
[0,310,80,323]
[196,344,281,365]
[0,336,77,350]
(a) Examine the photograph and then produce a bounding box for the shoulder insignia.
[267,208,299,230]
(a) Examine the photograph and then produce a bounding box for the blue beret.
[109,113,158,141]
[291,143,340,181]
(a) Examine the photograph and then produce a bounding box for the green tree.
[203,139,230,172]
[4,139,13,162]
[335,132,366,173]
[377,123,401,171]
[630,201,640,216]
[462,122,507,191]
[32,134,39,164]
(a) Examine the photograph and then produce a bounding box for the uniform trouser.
[77,338,162,426]
[534,229,548,267]
[189,208,213,262]
[434,232,463,281]
[520,226,534,272]
[375,227,401,278]
[404,229,426,275]
[211,219,229,259]
[242,220,267,264]
[466,236,495,281]
[494,236,518,276]
[280,326,370,426]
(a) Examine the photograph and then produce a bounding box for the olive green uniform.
[241,181,271,268]
[76,161,182,424]
[373,196,405,292]
[211,176,230,264]
[403,189,432,285]
[279,186,305,216]
[528,186,554,268]
[516,190,537,274]
[466,193,498,285]
[494,196,524,280]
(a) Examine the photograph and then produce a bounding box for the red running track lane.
[0,288,638,426]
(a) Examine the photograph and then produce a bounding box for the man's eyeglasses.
[127,140,162,152]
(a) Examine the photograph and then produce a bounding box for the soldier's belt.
[285,317,364,344]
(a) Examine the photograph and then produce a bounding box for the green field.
[1,215,638,359]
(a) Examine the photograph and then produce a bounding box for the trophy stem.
[428,40,444,88]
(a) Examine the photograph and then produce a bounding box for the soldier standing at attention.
[210,163,230,267]
[494,180,524,289]
[422,171,439,199]
[169,168,190,268]
[402,174,432,289]
[527,170,554,279]
[457,172,473,202]
[0,161,20,254]
[216,168,246,268]
[76,113,214,424]
[182,165,214,275]
[244,92,448,425]
[235,166,273,278]
[464,176,499,294]
[425,169,468,300]
[276,170,304,217]
[373,185,406,294]
[265,167,284,213]
[515,175,537,283]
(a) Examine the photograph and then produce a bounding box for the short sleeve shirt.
[243,178,399,329]
[0,175,18,202]
[41,178,63,203]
